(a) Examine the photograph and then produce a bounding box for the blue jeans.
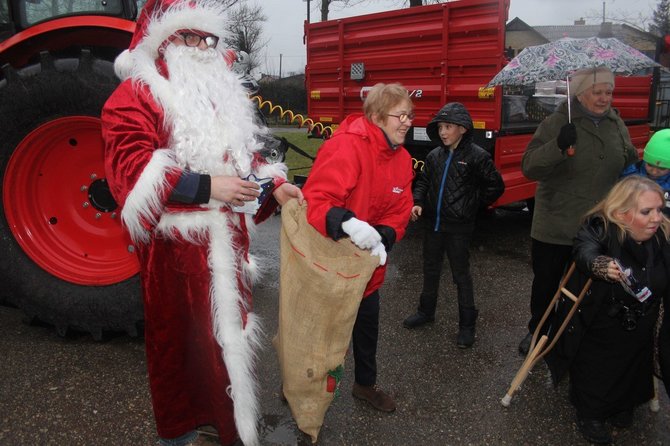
[158,430,197,446]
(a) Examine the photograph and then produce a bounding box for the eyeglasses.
[178,32,219,49]
[387,112,415,123]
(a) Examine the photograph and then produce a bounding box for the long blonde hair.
[584,175,670,242]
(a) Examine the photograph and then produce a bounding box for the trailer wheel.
[0,50,142,339]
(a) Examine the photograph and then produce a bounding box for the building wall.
[505,30,546,57]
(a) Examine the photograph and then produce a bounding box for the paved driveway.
[1,209,668,445]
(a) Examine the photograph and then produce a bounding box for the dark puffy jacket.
[413,134,504,232]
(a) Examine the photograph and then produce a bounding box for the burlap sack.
[274,199,378,443]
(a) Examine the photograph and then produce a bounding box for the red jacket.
[303,113,414,296]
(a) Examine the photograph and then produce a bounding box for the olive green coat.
[521,99,638,246]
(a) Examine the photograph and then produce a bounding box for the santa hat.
[114,0,230,80]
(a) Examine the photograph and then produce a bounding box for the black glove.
[557,123,577,152]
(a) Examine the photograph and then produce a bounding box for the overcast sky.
[260,0,658,75]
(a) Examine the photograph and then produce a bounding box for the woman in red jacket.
[302,83,415,412]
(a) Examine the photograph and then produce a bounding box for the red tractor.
[0,0,142,339]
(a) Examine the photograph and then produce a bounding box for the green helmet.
[644,129,670,169]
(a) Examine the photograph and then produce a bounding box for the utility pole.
[279,53,283,78]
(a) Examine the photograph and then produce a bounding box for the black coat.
[412,133,504,233]
[546,216,670,401]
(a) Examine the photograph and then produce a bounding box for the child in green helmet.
[621,129,670,213]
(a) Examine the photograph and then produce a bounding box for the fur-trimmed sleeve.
[102,80,182,243]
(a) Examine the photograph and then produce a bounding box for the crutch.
[501,262,592,407]
[650,299,665,412]
[650,377,660,412]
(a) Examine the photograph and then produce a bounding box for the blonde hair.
[362,83,412,123]
[584,175,670,242]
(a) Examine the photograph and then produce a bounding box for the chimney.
[574,18,586,25]
[598,22,613,37]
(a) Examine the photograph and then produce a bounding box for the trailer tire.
[0,50,142,339]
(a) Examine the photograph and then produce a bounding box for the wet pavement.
[1,208,669,445]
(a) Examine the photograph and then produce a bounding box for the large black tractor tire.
[0,50,143,339]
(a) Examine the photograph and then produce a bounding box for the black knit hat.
[426,102,473,142]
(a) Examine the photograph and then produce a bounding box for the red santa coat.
[102,79,283,445]
[302,113,414,297]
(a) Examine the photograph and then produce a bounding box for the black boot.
[403,311,434,329]
[577,416,612,444]
[404,293,437,329]
[518,332,533,356]
[457,307,478,348]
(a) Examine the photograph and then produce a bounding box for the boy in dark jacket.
[403,102,504,348]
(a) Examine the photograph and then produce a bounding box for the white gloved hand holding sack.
[370,241,387,266]
[341,217,381,250]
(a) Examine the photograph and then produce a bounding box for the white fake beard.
[161,45,261,176]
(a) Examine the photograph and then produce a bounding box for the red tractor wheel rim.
[3,116,139,285]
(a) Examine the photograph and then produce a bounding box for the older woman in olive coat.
[518,66,639,354]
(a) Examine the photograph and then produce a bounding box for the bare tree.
[320,0,329,22]
[316,0,446,21]
[582,2,654,34]
[651,0,670,35]
[224,3,269,73]
[319,0,370,22]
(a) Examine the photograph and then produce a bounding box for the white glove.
[370,241,387,266]
[341,217,381,250]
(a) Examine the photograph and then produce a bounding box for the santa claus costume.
[101,1,287,444]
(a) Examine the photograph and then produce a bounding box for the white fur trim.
[127,49,171,107]
[157,209,262,446]
[244,253,261,285]
[155,209,211,243]
[254,162,288,181]
[122,149,179,244]
[209,213,262,446]
[114,49,133,81]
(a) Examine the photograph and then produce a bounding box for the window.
[22,0,124,26]
[0,1,9,25]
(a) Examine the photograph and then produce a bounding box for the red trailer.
[304,0,654,207]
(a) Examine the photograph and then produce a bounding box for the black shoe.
[457,307,478,348]
[457,327,475,348]
[609,409,634,428]
[403,312,434,329]
[518,332,532,356]
[577,418,612,444]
